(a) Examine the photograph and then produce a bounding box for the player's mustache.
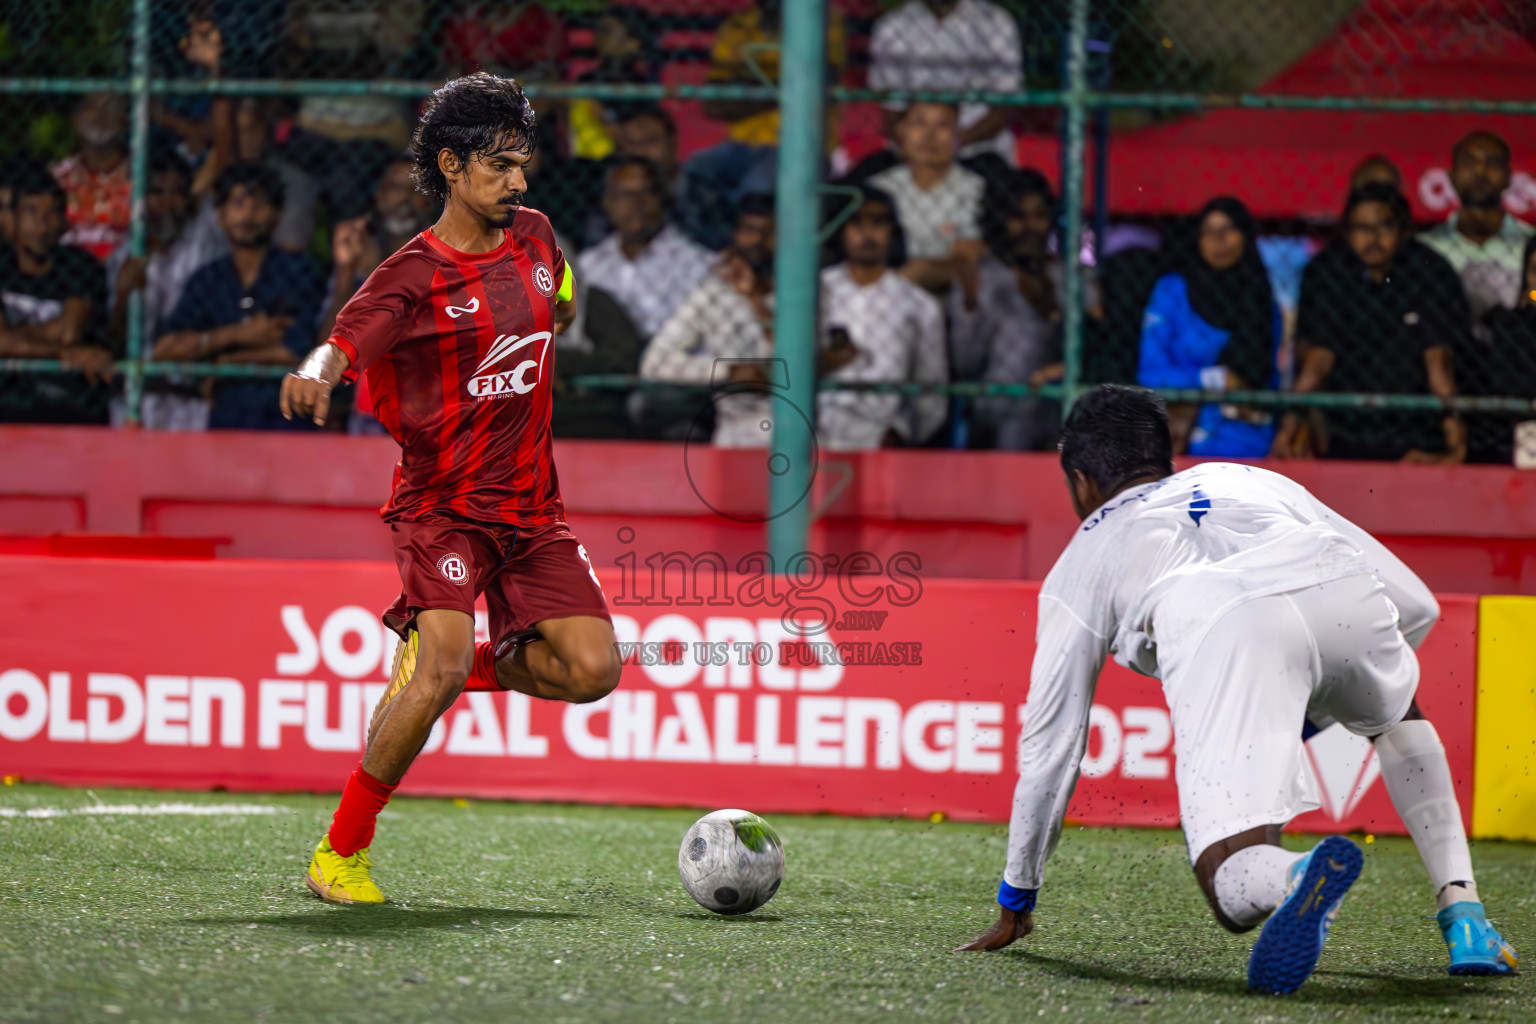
[499,194,525,207]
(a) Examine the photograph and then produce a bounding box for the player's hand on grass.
[282,341,350,426]
[954,906,1033,952]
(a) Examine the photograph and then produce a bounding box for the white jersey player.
[957,386,1516,993]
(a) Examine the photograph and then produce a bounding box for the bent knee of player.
[418,649,473,707]
[561,646,621,703]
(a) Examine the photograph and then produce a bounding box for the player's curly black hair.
[410,72,538,204]
[1058,384,1174,495]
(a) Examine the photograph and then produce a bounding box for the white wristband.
[294,343,344,386]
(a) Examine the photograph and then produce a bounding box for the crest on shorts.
[532,262,555,297]
[437,553,469,585]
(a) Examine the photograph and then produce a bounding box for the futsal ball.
[677,809,784,915]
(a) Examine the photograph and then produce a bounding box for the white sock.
[1373,719,1476,907]
[1214,844,1306,929]
[1439,880,1478,910]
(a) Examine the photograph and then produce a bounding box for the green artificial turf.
[0,783,1529,1023]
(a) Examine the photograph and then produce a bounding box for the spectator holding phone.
[153,161,323,430]
[818,185,947,450]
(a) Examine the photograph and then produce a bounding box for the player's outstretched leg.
[1373,714,1518,975]
[307,609,476,904]
[1245,836,1363,995]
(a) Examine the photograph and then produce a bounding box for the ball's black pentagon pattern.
[677,809,785,915]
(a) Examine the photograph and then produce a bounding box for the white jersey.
[1005,463,1438,890]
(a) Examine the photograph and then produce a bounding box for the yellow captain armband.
[557,262,574,303]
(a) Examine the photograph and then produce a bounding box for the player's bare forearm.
[954,907,1034,952]
[554,296,575,335]
[281,340,351,426]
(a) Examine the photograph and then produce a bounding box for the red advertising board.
[0,555,1475,835]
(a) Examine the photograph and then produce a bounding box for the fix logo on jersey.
[444,296,480,318]
[467,330,553,399]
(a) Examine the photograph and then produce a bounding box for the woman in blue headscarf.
[1138,196,1282,456]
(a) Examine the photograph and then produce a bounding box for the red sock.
[463,641,504,692]
[328,766,396,856]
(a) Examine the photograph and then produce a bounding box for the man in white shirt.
[957,386,1517,992]
[104,149,227,430]
[1421,131,1535,326]
[869,103,986,295]
[639,195,776,447]
[577,155,715,339]
[869,0,1022,164]
[819,186,947,449]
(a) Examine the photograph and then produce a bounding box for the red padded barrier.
[0,555,1475,833]
[2,426,1534,593]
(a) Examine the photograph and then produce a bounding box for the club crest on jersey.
[532,262,555,297]
[437,553,469,585]
[467,330,552,399]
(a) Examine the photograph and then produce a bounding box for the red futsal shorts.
[382,515,611,653]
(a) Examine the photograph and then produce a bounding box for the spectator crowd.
[2,0,1534,466]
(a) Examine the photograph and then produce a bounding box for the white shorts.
[1161,572,1419,865]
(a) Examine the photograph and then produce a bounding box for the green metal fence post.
[122,0,151,426]
[768,0,825,567]
[1059,0,1090,414]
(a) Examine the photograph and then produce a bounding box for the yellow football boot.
[305,835,386,904]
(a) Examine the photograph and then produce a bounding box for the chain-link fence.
[3,0,1536,471]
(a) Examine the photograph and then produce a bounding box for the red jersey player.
[281,73,620,904]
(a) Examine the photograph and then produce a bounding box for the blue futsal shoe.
[1440,901,1518,976]
[1247,836,1363,995]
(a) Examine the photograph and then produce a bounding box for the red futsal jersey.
[329,209,567,526]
